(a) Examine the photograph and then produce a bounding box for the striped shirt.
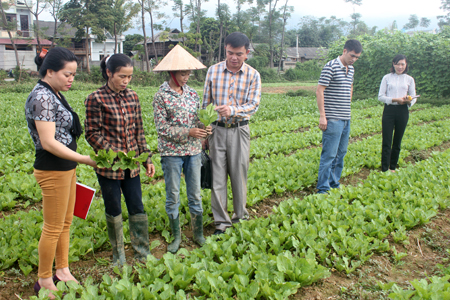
[202,61,261,123]
[378,73,416,107]
[318,57,354,120]
[85,84,152,180]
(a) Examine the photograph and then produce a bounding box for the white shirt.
[378,73,416,107]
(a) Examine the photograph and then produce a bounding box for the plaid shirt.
[202,61,261,123]
[85,85,152,180]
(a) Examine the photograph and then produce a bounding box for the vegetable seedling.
[112,151,149,171]
[199,103,218,127]
[90,149,117,168]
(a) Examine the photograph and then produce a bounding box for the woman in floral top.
[153,45,210,253]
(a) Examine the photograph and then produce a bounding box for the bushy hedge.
[327,30,450,99]
[246,56,269,71]
[284,60,323,81]
[258,67,282,83]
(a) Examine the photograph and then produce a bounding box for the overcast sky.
[162,0,444,31]
[38,0,445,33]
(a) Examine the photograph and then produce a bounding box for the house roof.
[35,20,122,40]
[0,38,52,45]
[35,20,78,37]
[284,47,327,60]
[142,29,185,44]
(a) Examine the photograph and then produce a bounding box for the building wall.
[1,3,34,38]
[0,44,36,70]
[91,39,123,61]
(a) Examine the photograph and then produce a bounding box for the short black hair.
[344,39,362,54]
[224,32,250,50]
[100,54,132,81]
[390,54,409,74]
[34,47,78,77]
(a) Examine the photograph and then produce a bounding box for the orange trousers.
[34,169,76,278]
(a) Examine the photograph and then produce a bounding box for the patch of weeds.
[409,149,428,162]
[421,226,448,254]
[6,268,21,276]
[0,281,6,287]
[338,280,390,300]
[285,89,315,98]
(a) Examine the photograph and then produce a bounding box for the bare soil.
[262,85,317,94]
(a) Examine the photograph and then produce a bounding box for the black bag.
[201,149,212,189]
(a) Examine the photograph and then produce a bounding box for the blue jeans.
[97,170,144,217]
[161,154,203,219]
[316,119,351,194]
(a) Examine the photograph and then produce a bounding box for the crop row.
[2,116,450,276]
[3,108,450,214]
[29,148,450,299]
[2,108,450,216]
[250,105,450,158]
[379,261,450,299]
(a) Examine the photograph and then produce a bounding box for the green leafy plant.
[112,151,149,171]
[198,103,218,127]
[89,149,117,168]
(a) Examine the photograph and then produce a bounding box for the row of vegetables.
[26,147,450,299]
[1,90,450,298]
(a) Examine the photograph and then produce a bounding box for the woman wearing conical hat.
[153,45,210,253]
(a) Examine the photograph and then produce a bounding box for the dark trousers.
[97,170,144,217]
[381,104,409,171]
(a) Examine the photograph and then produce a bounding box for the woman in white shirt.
[378,54,417,172]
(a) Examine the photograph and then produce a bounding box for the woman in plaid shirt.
[85,54,155,265]
[152,45,210,253]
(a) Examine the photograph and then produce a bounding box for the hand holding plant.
[199,104,218,127]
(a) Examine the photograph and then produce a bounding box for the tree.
[186,0,209,55]
[172,0,188,33]
[277,0,293,74]
[438,0,450,28]
[123,34,144,54]
[144,0,167,64]
[265,0,280,68]
[24,0,47,53]
[294,16,346,48]
[45,0,64,48]
[60,0,112,73]
[420,17,431,29]
[196,17,220,64]
[110,0,139,54]
[0,1,20,67]
[403,14,419,31]
[136,0,150,71]
[344,0,362,34]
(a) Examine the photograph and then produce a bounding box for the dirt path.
[262,85,317,94]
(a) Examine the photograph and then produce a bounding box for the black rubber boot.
[167,216,181,253]
[191,213,205,246]
[105,213,126,266]
[129,213,150,261]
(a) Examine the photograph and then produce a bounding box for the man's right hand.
[319,116,327,131]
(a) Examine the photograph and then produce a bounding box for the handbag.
[200,149,212,189]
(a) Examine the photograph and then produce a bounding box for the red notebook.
[74,182,96,219]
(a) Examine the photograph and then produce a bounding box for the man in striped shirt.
[316,39,362,194]
[203,32,261,235]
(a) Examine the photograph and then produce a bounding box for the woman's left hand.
[146,164,155,177]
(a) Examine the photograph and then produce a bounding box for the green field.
[1,86,450,299]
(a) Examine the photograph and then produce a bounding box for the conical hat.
[153,44,206,72]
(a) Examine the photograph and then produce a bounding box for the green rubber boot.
[105,213,126,266]
[129,213,150,261]
[167,216,181,253]
[191,213,205,246]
